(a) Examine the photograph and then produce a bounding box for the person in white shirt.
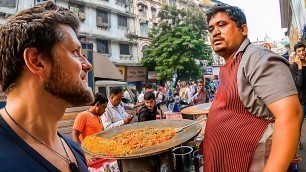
[101,87,133,130]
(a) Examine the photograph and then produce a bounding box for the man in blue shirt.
[0,1,91,171]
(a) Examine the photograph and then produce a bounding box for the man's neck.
[2,89,67,145]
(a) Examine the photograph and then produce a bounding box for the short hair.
[91,93,108,106]
[294,42,306,52]
[145,83,153,89]
[0,1,79,92]
[198,80,204,84]
[144,91,155,100]
[206,3,247,28]
[110,87,123,95]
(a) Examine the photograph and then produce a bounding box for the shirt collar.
[108,101,116,108]
[234,38,250,58]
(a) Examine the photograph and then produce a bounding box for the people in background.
[72,93,108,146]
[189,81,210,105]
[101,87,133,130]
[290,42,306,149]
[138,92,160,122]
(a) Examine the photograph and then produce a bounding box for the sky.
[219,0,287,42]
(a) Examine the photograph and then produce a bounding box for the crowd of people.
[0,1,305,172]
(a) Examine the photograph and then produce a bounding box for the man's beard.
[44,61,94,106]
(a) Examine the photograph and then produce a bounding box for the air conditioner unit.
[97,18,109,28]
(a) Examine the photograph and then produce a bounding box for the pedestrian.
[72,93,108,146]
[189,81,210,105]
[204,4,302,171]
[0,1,92,171]
[290,42,306,149]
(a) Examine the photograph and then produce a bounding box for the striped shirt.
[101,102,130,130]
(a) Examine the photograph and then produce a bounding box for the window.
[151,7,156,18]
[98,87,107,97]
[138,4,147,18]
[140,22,148,37]
[1,0,17,7]
[96,40,109,54]
[36,0,48,4]
[118,15,127,27]
[117,0,126,5]
[69,3,85,13]
[120,44,130,55]
[97,9,108,24]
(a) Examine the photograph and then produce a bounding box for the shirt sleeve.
[101,109,125,130]
[249,54,297,105]
[72,113,86,132]
[138,110,150,122]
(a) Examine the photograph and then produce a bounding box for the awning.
[92,51,123,80]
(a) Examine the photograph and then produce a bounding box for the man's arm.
[205,90,210,103]
[264,95,302,171]
[101,110,125,130]
[189,92,198,104]
[72,130,82,146]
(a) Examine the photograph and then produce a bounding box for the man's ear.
[241,24,248,37]
[23,47,49,78]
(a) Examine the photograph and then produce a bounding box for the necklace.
[4,108,80,172]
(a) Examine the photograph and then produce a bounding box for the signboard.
[148,71,158,80]
[205,67,213,75]
[126,67,147,82]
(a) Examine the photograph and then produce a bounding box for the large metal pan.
[82,119,202,159]
[181,102,212,115]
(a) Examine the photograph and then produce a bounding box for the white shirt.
[101,101,130,130]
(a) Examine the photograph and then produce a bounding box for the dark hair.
[144,91,155,100]
[294,42,306,52]
[198,80,204,84]
[110,87,123,95]
[145,83,153,89]
[206,3,246,28]
[91,93,108,106]
[0,1,79,92]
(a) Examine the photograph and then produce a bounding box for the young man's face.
[198,83,204,93]
[44,25,94,106]
[97,102,108,116]
[296,46,306,61]
[144,99,156,111]
[208,12,247,58]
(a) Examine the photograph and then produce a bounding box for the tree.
[142,5,212,86]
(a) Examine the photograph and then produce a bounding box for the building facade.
[0,0,139,64]
[279,0,306,49]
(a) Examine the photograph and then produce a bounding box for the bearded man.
[0,1,93,171]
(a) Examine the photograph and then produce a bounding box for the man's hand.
[124,116,133,124]
[296,55,302,69]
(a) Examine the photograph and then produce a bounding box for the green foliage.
[142,5,212,82]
